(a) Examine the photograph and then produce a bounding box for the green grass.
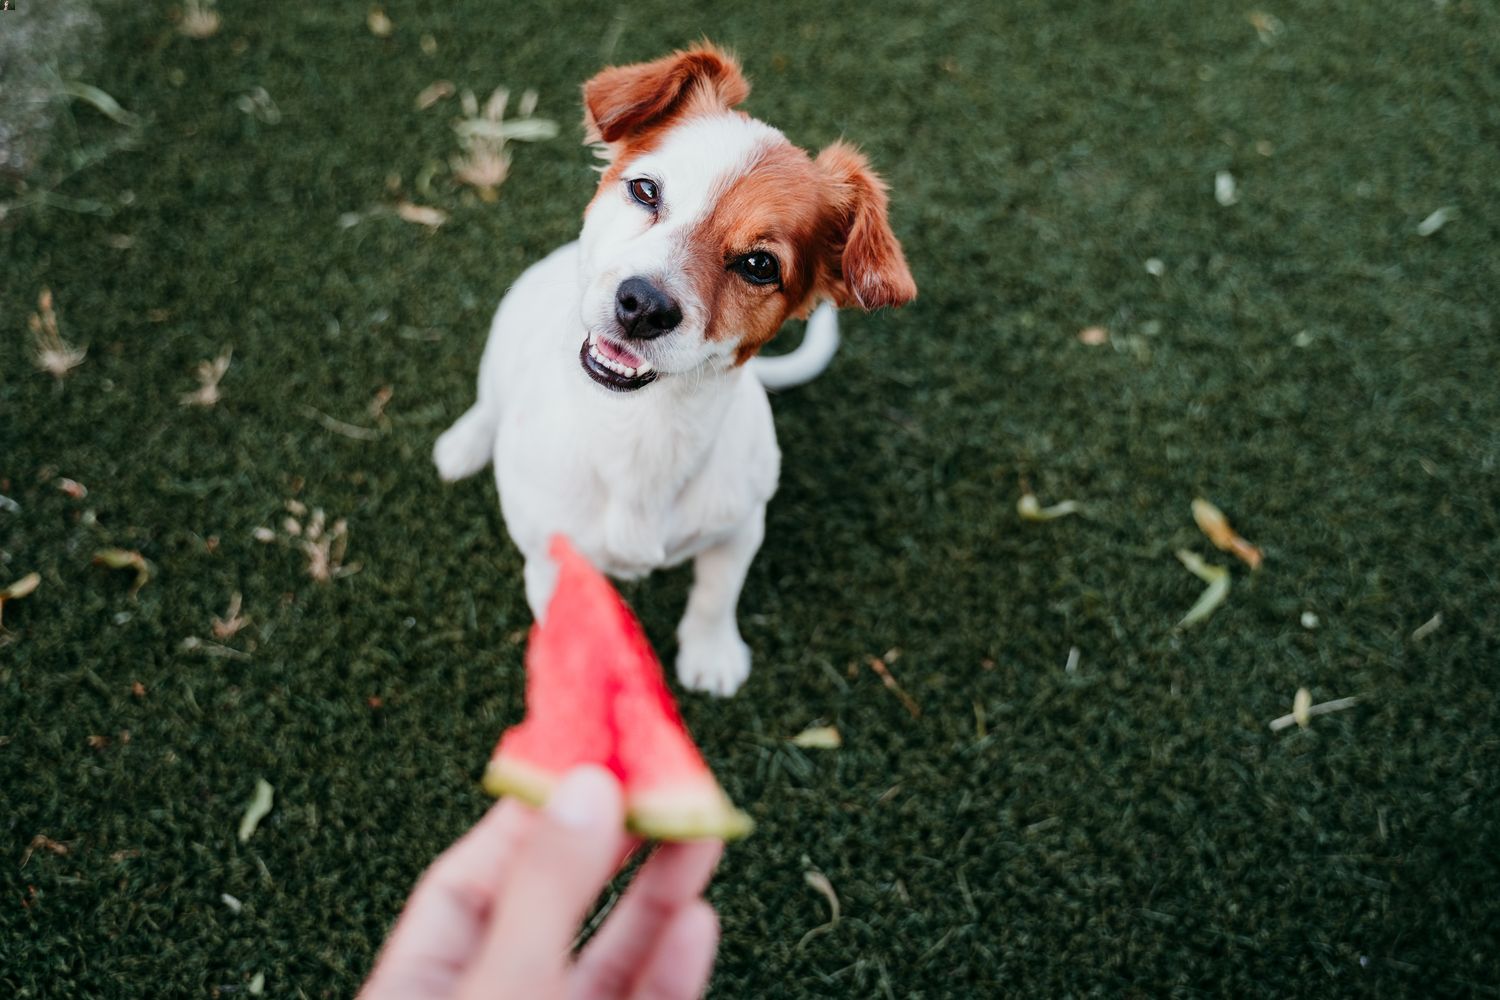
[4,0,1499,995]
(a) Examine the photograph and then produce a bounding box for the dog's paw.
[675,625,751,697]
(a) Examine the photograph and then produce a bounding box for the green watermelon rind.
[483,758,754,842]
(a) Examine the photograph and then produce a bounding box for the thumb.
[460,766,628,995]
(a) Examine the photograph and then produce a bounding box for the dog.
[434,43,914,696]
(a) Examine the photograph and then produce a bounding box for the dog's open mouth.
[579,334,659,392]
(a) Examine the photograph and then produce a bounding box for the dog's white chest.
[479,246,779,579]
[494,385,776,578]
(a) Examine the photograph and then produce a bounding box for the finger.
[460,765,628,993]
[361,800,536,999]
[626,899,720,1000]
[571,840,723,999]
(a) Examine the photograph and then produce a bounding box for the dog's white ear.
[584,43,749,147]
[814,142,916,311]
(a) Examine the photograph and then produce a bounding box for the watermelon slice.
[483,536,753,841]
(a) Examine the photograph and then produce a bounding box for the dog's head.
[573,44,915,392]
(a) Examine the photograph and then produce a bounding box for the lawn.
[3,0,1498,996]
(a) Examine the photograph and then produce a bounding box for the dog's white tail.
[750,302,840,390]
[433,401,499,481]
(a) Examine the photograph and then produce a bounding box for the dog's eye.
[627,178,660,209]
[735,252,780,286]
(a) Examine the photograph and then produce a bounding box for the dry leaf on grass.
[1248,10,1284,44]
[1417,206,1456,237]
[451,87,558,201]
[238,778,275,843]
[1018,492,1081,521]
[211,592,249,640]
[790,725,842,750]
[235,88,281,125]
[0,573,41,628]
[1215,171,1238,206]
[367,6,393,37]
[1175,549,1230,627]
[29,289,87,380]
[1191,498,1263,569]
[415,80,455,110]
[395,201,447,228]
[93,549,151,597]
[178,0,221,39]
[267,506,361,582]
[180,347,232,407]
[1411,613,1442,641]
[368,385,394,421]
[19,834,70,869]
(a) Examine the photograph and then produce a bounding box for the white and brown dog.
[434,44,915,696]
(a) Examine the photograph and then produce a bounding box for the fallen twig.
[1175,549,1230,627]
[179,636,250,661]
[1269,692,1358,732]
[867,656,921,719]
[797,870,841,949]
[302,405,381,440]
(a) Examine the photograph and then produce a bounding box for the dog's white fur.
[435,47,911,696]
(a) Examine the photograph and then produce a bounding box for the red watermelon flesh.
[483,536,753,841]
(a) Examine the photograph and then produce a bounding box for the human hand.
[360,766,722,1000]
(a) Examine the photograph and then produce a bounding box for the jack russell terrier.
[434,43,915,696]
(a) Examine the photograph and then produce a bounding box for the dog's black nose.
[614,277,682,340]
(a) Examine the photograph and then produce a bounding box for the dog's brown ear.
[814,142,916,311]
[584,43,750,146]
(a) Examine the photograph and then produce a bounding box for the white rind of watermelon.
[483,757,753,841]
[481,535,754,843]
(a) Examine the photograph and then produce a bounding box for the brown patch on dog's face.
[678,141,831,364]
[677,138,918,366]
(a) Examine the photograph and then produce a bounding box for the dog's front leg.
[675,505,765,697]
[522,553,560,621]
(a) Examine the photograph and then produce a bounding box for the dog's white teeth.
[588,344,650,379]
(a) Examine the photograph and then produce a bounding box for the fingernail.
[545,765,618,829]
